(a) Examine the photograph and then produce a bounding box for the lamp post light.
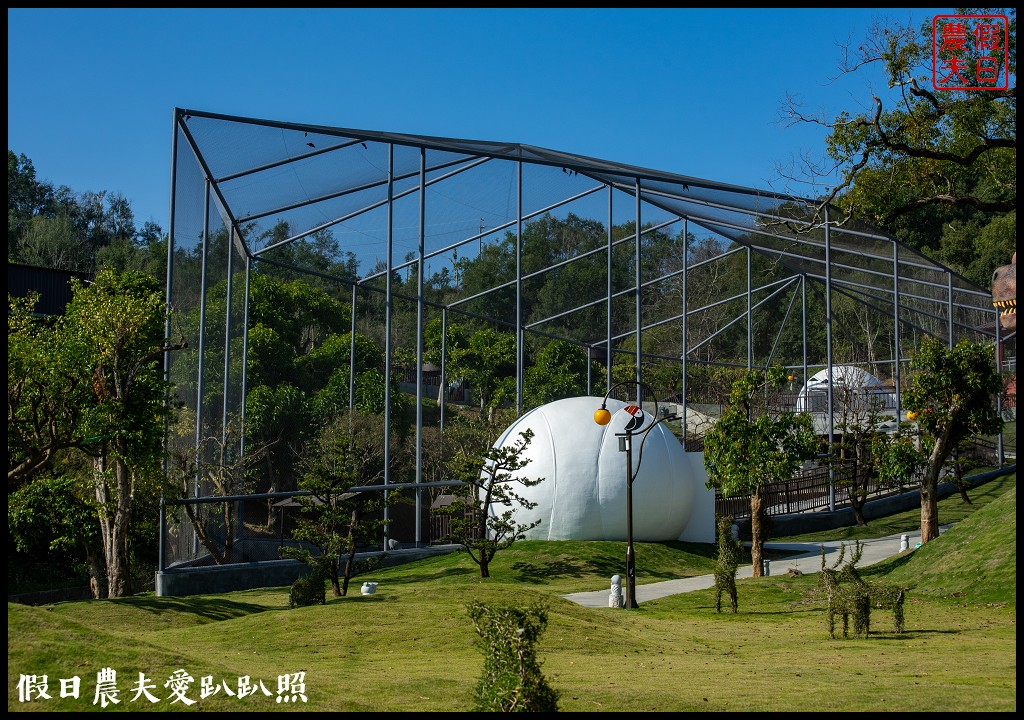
[594,382,677,609]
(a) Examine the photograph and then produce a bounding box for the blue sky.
[8,7,951,232]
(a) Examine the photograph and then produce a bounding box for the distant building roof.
[7,263,93,316]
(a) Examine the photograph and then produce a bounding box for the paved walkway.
[562,527,949,609]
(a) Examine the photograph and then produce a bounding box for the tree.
[424,319,516,421]
[8,269,184,597]
[8,292,92,485]
[8,150,56,256]
[871,422,926,496]
[17,214,91,271]
[779,10,1016,285]
[713,514,741,613]
[166,416,274,566]
[8,473,104,598]
[463,328,517,421]
[523,339,590,409]
[703,367,821,577]
[830,370,893,526]
[435,421,544,578]
[170,270,361,496]
[901,337,1003,543]
[284,412,398,596]
[69,269,185,596]
[944,437,980,505]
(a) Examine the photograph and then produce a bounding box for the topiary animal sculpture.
[836,540,907,634]
[819,543,872,639]
[713,514,741,613]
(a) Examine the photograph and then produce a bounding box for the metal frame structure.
[161,108,1008,570]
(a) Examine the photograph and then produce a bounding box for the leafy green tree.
[244,382,310,492]
[944,437,980,505]
[95,220,168,283]
[781,9,1016,284]
[902,337,1003,543]
[171,271,360,494]
[425,319,516,420]
[8,473,104,597]
[703,367,821,576]
[16,214,91,271]
[871,421,926,494]
[831,374,893,527]
[464,328,517,420]
[8,269,183,596]
[166,416,274,565]
[8,150,56,256]
[253,221,359,286]
[423,316,468,402]
[304,331,408,421]
[284,412,396,596]
[524,339,590,408]
[435,421,544,578]
[67,269,182,596]
[8,292,92,484]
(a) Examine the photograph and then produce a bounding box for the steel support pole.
[948,272,955,349]
[824,209,835,511]
[415,147,426,546]
[195,182,211,466]
[995,315,1004,467]
[440,308,447,436]
[516,161,523,414]
[160,108,181,577]
[240,257,251,457]
[635,179,642,403]
[802,275,808,406]
[681,218,688,444]
[384,144,393,538]
[222,237,239,552]
[607,186,613,396]
[193,180,212,555]
[747,245,753,370]
[624,430,637,609]
[348,284,357,429]
[221,228,234,448]
[893,241,901,419]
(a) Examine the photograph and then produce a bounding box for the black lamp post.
[594,382,677,609]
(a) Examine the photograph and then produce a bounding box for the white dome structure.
[796,366,897,413]
[488,396,715,543]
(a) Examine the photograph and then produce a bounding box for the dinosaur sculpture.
[992,252,1016,334]
[992,252,1016,405]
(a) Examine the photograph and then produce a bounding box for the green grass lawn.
[8,473,1016,712]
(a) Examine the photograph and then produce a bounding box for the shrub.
[467,601,559,712]
[288,556,331,608]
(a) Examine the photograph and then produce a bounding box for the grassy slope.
[8,473,1016,712]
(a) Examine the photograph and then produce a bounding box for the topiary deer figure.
[713,514,741,613]
[819,543,871,639]
[836,540,907,634]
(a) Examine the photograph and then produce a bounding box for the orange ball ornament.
[593,407,611,426]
